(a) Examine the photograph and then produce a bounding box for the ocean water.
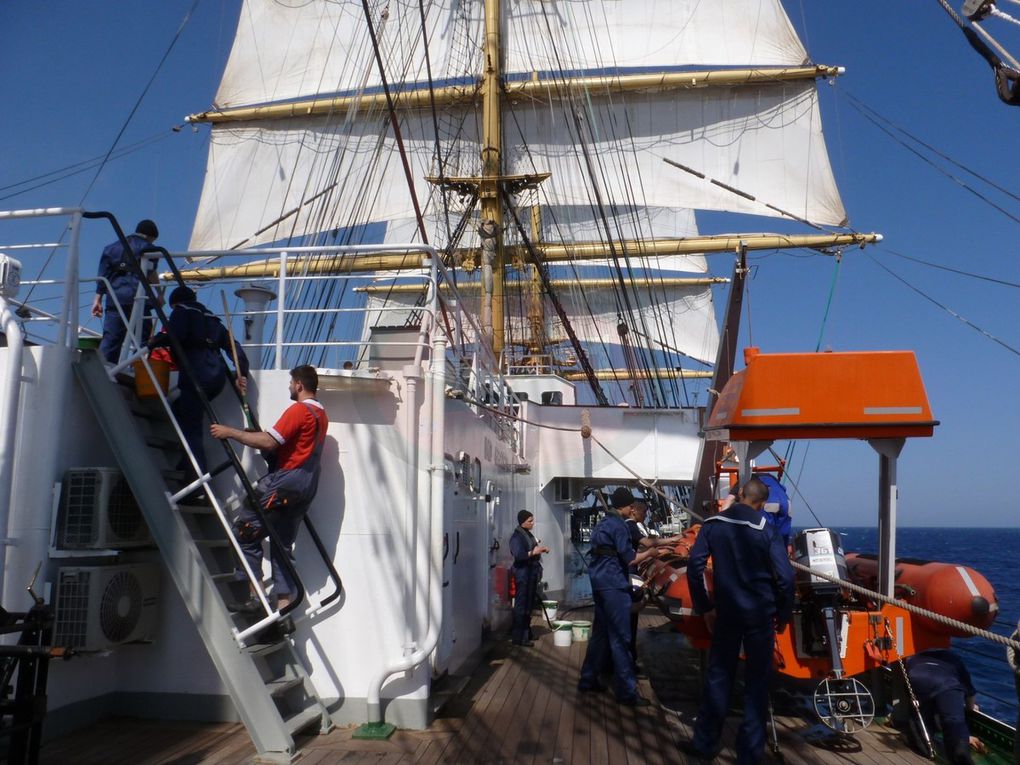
[830,527,1020,726]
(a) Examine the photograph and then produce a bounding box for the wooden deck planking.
[39,611,950,764]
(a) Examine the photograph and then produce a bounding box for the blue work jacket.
[165,299,249,386]
[95,234,151,306]
[587,514,635,591]
[509,526,542,579]
[687,503,795,626]
[905,649,977,702]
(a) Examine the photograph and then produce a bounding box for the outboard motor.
[795,529,874,733]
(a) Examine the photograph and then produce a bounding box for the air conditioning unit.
[55,468,152,549]
[54,565,160,650]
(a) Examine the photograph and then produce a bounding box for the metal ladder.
[74,350,333,763]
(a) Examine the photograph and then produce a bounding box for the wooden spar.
[353,277,728,294]
[185,66,843,125]
[167,233,881,281]
[563,368,713,381]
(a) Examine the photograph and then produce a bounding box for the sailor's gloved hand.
[147,332,171,350]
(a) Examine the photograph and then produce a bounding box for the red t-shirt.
[268,399,327,470]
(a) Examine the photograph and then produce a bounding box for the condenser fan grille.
[108,475,144,540]
[62,471,99,546]
[54,571,90,648]
[100,571,143,643]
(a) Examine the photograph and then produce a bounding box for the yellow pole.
[481,0,505,357]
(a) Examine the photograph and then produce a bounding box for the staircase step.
[265,677,303,697]
[246,640,288,658]
[145,433,181,449]
[194,539,231,549]
[127,399,167,421]
[210,572,237,583]
[178,503,216,514]
[285,705,324,736]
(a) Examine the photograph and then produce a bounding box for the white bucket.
[571,620,592,642]
[552,621,573,647]
[543,600,558,622]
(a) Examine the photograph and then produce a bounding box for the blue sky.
[3,2,1020,526]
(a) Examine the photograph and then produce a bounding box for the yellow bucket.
[134,359,171,399]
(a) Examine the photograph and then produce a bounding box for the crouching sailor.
[681,477,795,764]
[211,365,327,612]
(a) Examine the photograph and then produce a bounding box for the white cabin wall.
[534,406,703,484]
[0,346,227,722]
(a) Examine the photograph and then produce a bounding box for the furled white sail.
[216,0,807,108]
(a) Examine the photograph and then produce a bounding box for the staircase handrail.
[82,210,306,622]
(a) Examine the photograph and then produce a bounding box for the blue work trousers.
[922,688,974,764]
[511,568,539,643]
[579,587,637,702]
[172,373,225,478]
[235,501,307,596]
[693,618,775,764]
[100,303,151,363]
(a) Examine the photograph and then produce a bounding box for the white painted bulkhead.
[0,341,527,733]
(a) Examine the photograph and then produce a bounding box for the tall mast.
[480,0,505,355]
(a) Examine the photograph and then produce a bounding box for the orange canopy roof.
[705,348,937,442]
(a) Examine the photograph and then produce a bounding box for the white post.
[0,298,25,596]
[62,211,82,347]
[870,438,905,597]
[276,253,287,370]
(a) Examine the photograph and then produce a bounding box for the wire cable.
[867,252,1020,358]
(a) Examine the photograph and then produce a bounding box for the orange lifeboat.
[844,553,998,637]
[643,525,713,648]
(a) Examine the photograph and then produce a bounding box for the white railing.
[0,210,523,451]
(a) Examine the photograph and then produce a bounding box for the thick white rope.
[461,396,1020,652]
[788,560,1020,652]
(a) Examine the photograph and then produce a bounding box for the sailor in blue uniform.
[758,473,792,547]
[905,649,982,764]
[152,286,248,481]
[682,477,795,764]
[578,487,659,706]
[509,510,549,647]
[91,219,160,363]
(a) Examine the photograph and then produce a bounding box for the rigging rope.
[501,190,610,406]
[22,0,202,308]
[843,91,1020,212]
[885,247,1020,289]
[867,252,1020,358]
[358,0,429,244]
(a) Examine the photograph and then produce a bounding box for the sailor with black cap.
[150,285,248,487]
[577,486,660,706]
[508,510,549,647]
[91,219,160,363]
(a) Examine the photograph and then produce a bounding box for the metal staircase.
[74,349,333,763]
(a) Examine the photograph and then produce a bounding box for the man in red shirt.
[211,365,327,613]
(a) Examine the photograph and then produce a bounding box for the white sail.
[216,0,807,109]
[362,275,718,364]
[191,79,842,250]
